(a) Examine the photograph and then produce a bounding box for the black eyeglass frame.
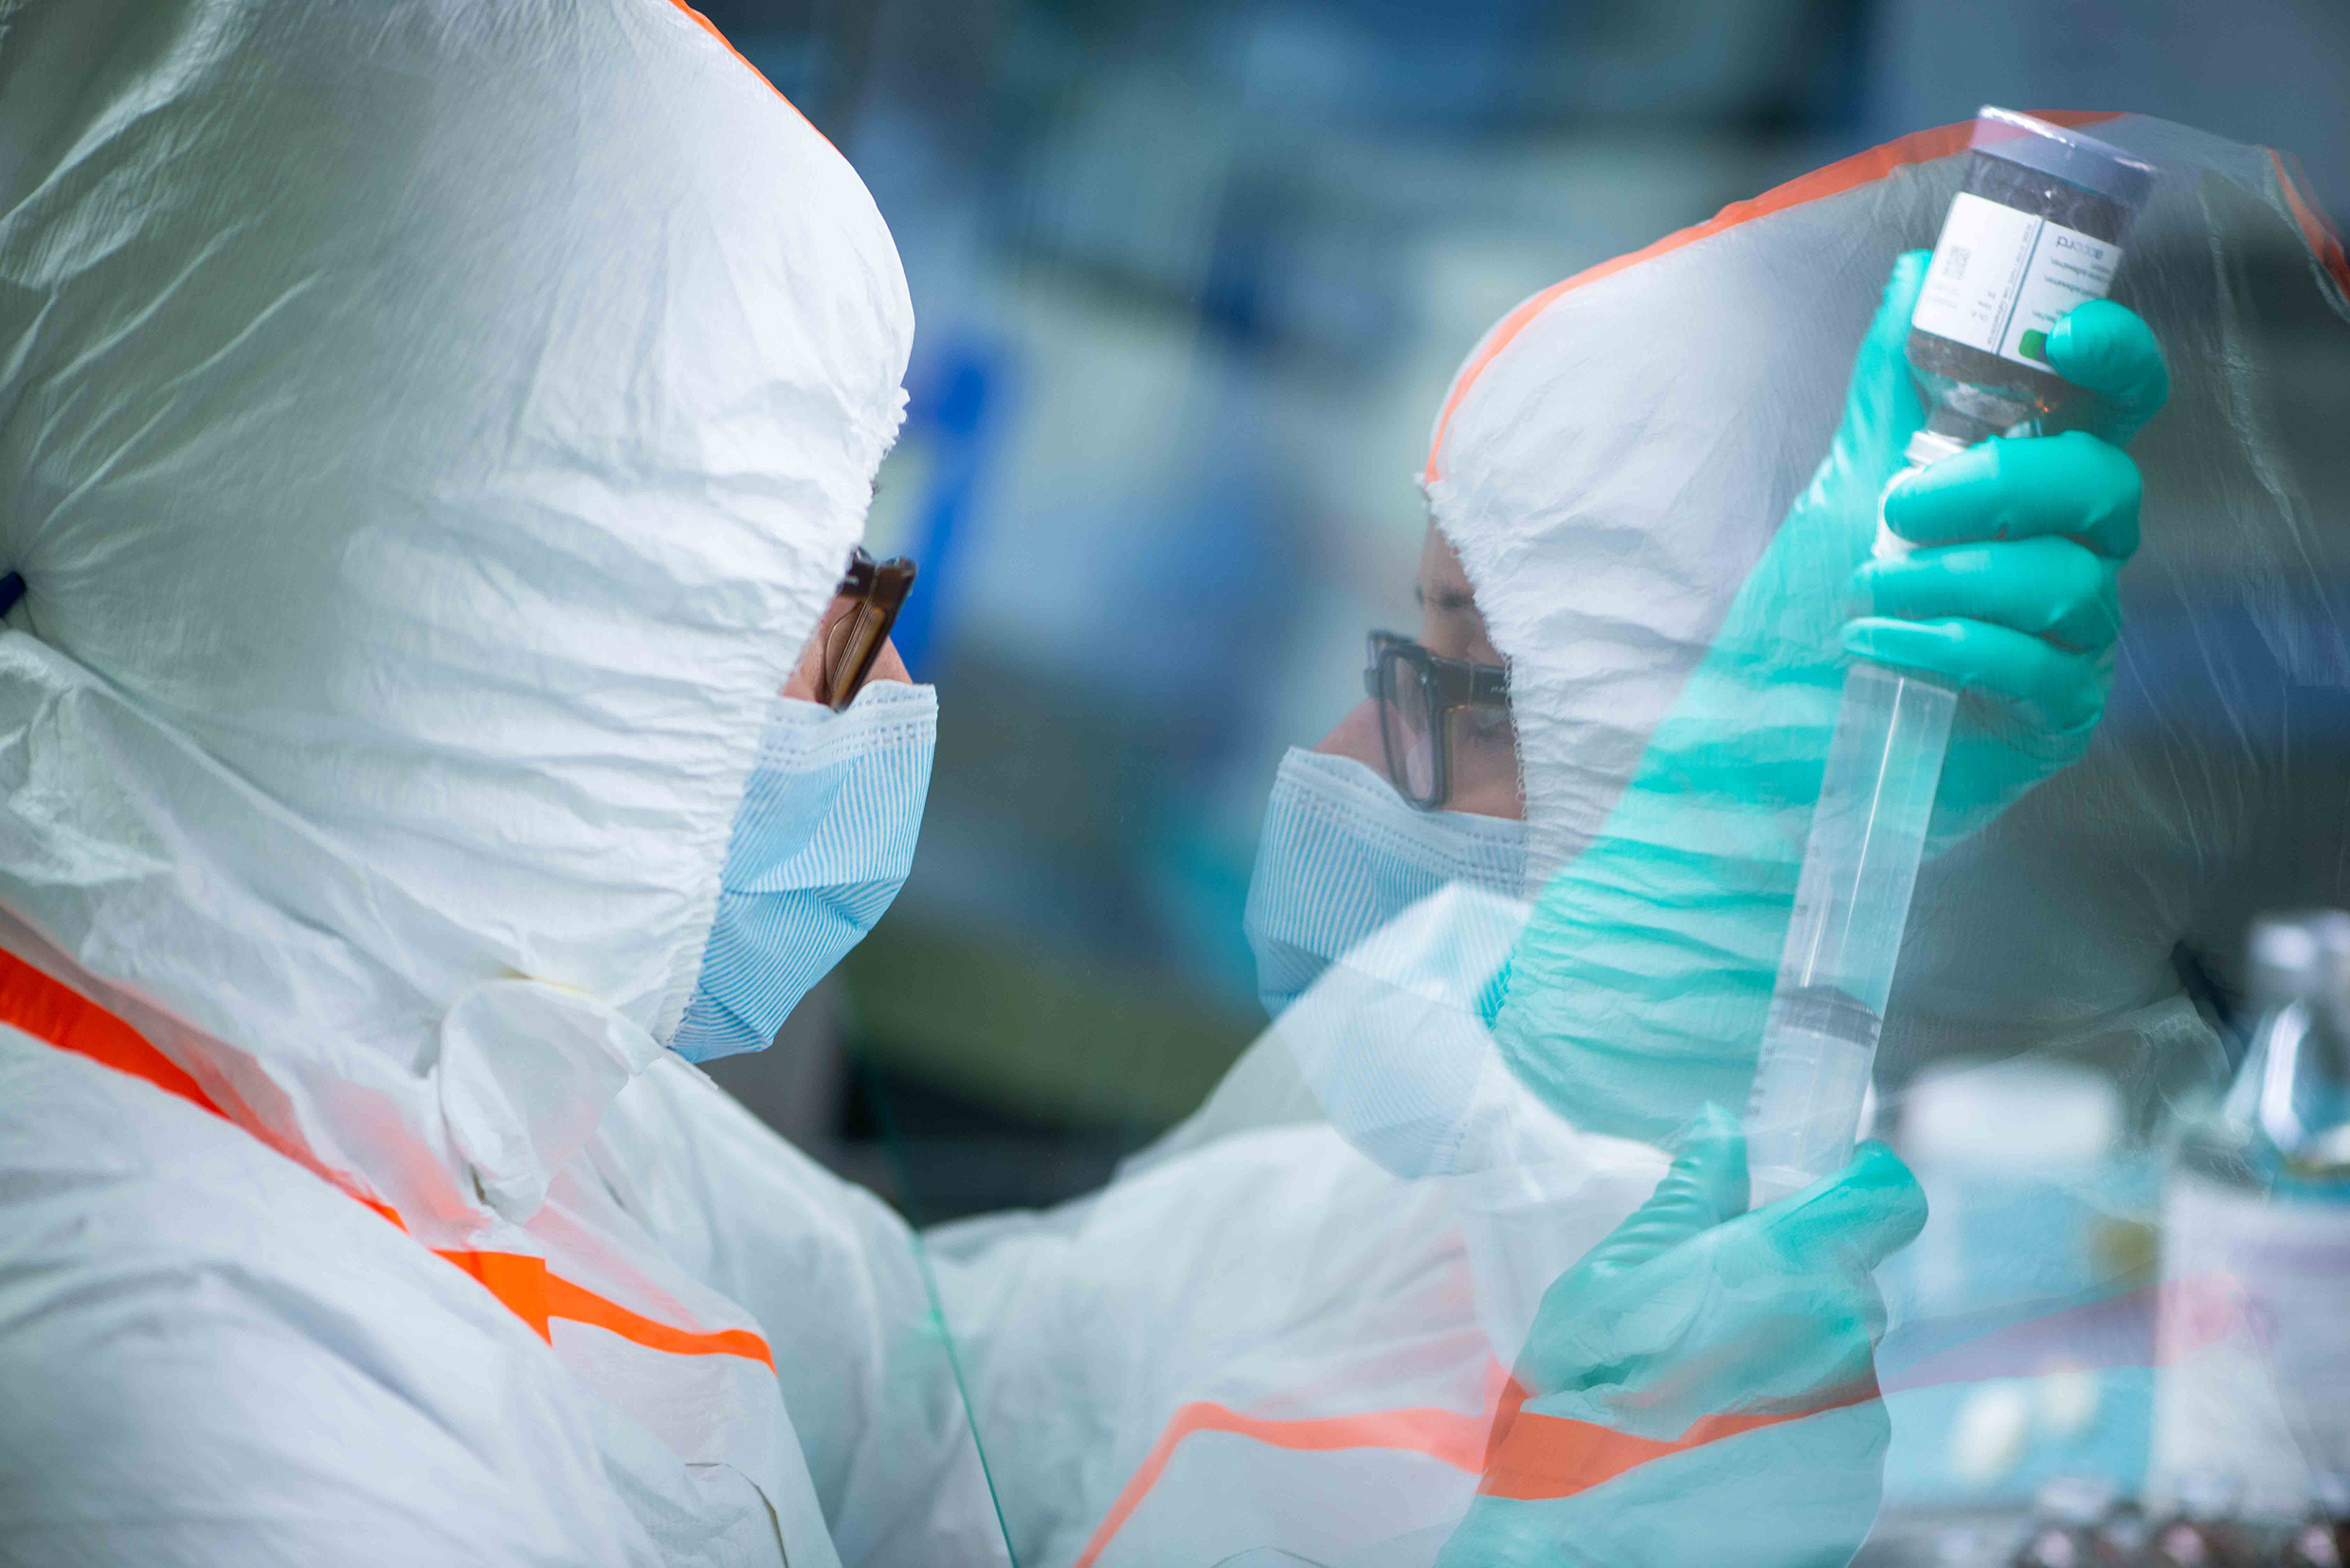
[1362,629,1510,812]
[819,546,917,712]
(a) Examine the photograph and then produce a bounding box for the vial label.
[2150,1171,2350,1522]
[1911,191,2123,370]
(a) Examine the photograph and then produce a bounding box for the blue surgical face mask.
[1242,748,1528,1020]
[669,680,936,1063]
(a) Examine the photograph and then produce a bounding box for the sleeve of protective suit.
[917,1121,1482,1568]
[601,1051,1496,1568]
[1489,258,2169,1144]
[597,1059,1383,1568]
[1437,1118,1926,1568]
[0,1034,664,1568]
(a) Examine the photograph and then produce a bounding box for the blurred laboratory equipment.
[1881,1054,2148,1526]
[2277,1473,2350,1568]
[2011,1474,2120,1567]
[1897,1055,2138,1322]
[2147,1472,2259,1567]
[1861,1485,2350,1566]
[2092,1500,2152,1566]
[2152,912,2350,1523]
[1744,108,2159,1203]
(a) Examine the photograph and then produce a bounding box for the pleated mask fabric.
[671,680,937,1063]
[1244,748,1528,1020]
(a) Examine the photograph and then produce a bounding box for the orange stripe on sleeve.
[1073,1370,1883,1564]
[1477,1379,1882,1502]
[0,948,223,1119]
[2270,148,2350,297]
[0,946,772,1373]
[544,1272,776,1370]
[1072,1397,1492,1568]
[435,1249,553,1343]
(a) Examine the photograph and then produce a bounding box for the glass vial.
[1907,107,2158,448]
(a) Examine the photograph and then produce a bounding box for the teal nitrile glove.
[1437,1118,1926,1568]
[1853,293,2165,838]
[1490,254,2169,1143]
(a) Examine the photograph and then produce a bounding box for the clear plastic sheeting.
[889,115,2350,1567]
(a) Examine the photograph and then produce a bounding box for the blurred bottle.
[2148,1473,2255,1568]
[1936,1519,2002,1567]
[2091,1500,2151,1567]
[2277,1472,2350,1568]
[2151,913,2350,1523]
[2014,1475,2118,1567]
[1897,1055,2133,1323]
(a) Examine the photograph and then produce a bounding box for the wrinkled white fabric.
[0,1024,828,1568]
[0,0,909,1239]
[893,883,1665,1567]
[926,1121,1502,1568]
[584,1054,1013,1567]
[1267,880,1529,1177]
[440,980,669,1225]
[0,0,933,1562]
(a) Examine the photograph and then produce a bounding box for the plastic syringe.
[1744,611,1957,1206]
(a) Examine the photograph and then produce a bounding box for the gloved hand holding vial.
[1744,109,2165,1202]
[1491,113,2168,1157]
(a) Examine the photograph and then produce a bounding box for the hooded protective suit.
[908,116,2350,1567]
[0,4,1002,1563]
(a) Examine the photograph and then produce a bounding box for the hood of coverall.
[0,0,912,1239]
[1424,116,2350,1131]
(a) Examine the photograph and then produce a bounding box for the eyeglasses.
[818,547,916,712]
[1363,630,1512,811]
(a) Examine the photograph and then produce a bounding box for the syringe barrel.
[1745,659,1958,1204]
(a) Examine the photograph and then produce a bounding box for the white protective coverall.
[906,116,2350,1567]
[0,3,1002,1564]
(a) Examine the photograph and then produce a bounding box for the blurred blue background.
[692,0,2350,1219]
